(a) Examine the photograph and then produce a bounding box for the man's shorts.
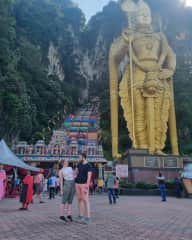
[62,180,75,204]
[75,183,89,201]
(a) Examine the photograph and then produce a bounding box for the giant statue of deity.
[109,0,179,158]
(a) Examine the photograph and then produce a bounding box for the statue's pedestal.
[122,149,183,184]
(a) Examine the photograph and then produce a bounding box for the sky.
[72,0,192,22]
[73,0,118,22]
[185,0,192,6]
[181,0,192,6]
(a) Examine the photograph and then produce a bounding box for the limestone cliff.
[48,42,65,81]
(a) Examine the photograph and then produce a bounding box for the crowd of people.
[0,158,186,226]
[17,152,122,224]
[18,153,93,224]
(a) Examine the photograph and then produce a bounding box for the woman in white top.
[59,160,75,222]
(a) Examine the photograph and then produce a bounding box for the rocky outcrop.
[47,42,65,81]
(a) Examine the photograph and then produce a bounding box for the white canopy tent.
[0,139,39,172]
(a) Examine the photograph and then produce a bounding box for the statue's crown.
[120,0,151,16]
[136,0,151,16]
[120,0,136,13]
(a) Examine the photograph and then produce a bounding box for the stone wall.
[129,168,181,184]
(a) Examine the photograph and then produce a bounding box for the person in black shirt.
[75,153,92,224]
[174,177,183,198]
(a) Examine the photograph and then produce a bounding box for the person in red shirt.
[20,171,33,210]
[0,164,6,200]
[114,177,120,199]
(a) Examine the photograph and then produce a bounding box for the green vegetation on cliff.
[1,0,192,157]
[0,0,85,143]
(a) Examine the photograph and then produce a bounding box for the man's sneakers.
[76,215,84,223]
[82,217,91,225]
[67,215,73,222]
[60,216,73,222]
[61,215,91,225]
[59,216,67,222]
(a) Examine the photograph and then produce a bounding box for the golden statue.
[109,0,179,158]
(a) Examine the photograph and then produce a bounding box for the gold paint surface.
[109,0,179,158]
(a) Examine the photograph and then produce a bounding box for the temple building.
[14,101,106,176]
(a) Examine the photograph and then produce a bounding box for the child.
[48,174,57,199]
[114,177,120,199]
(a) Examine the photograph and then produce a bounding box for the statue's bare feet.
[172,150,179,156]
[114,153,122,159]
[155,150,166,155]
[148,151,155,155]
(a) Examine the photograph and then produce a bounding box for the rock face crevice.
[47,42,65,81]
[78,32,108,99]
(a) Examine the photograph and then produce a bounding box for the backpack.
[48,178,53,186]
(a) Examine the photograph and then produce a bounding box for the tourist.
[89,180,94,195]
[43,177,48,191]
[106,172,116,205]
[174,177,183,198]
[0,164,7,200]
[114,176,120,199]
[56,175,60,195]
[33,171,44,203]
[48,173,57,199]
[59,160,75,222]
[20,171,33,210]
[11,168,16,194]
[97,178,104,193]
[75,153,92,224]
[156,172,166,202]
[93,178,97,194]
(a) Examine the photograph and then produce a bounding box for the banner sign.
[17,155,107,163]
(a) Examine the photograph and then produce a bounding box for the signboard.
[164,157,177,168]
[182,163,192,179]
[115,164,128,178]
[145,156,159,168]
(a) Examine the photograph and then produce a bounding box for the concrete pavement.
[0,195,192,240]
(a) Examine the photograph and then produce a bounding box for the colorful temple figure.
[109,0,179,157]
[0,164,7,200]
[20,171,33,210]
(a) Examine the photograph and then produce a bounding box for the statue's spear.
[121,0,136,148]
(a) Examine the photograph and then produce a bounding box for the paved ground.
[0,195,192,240]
